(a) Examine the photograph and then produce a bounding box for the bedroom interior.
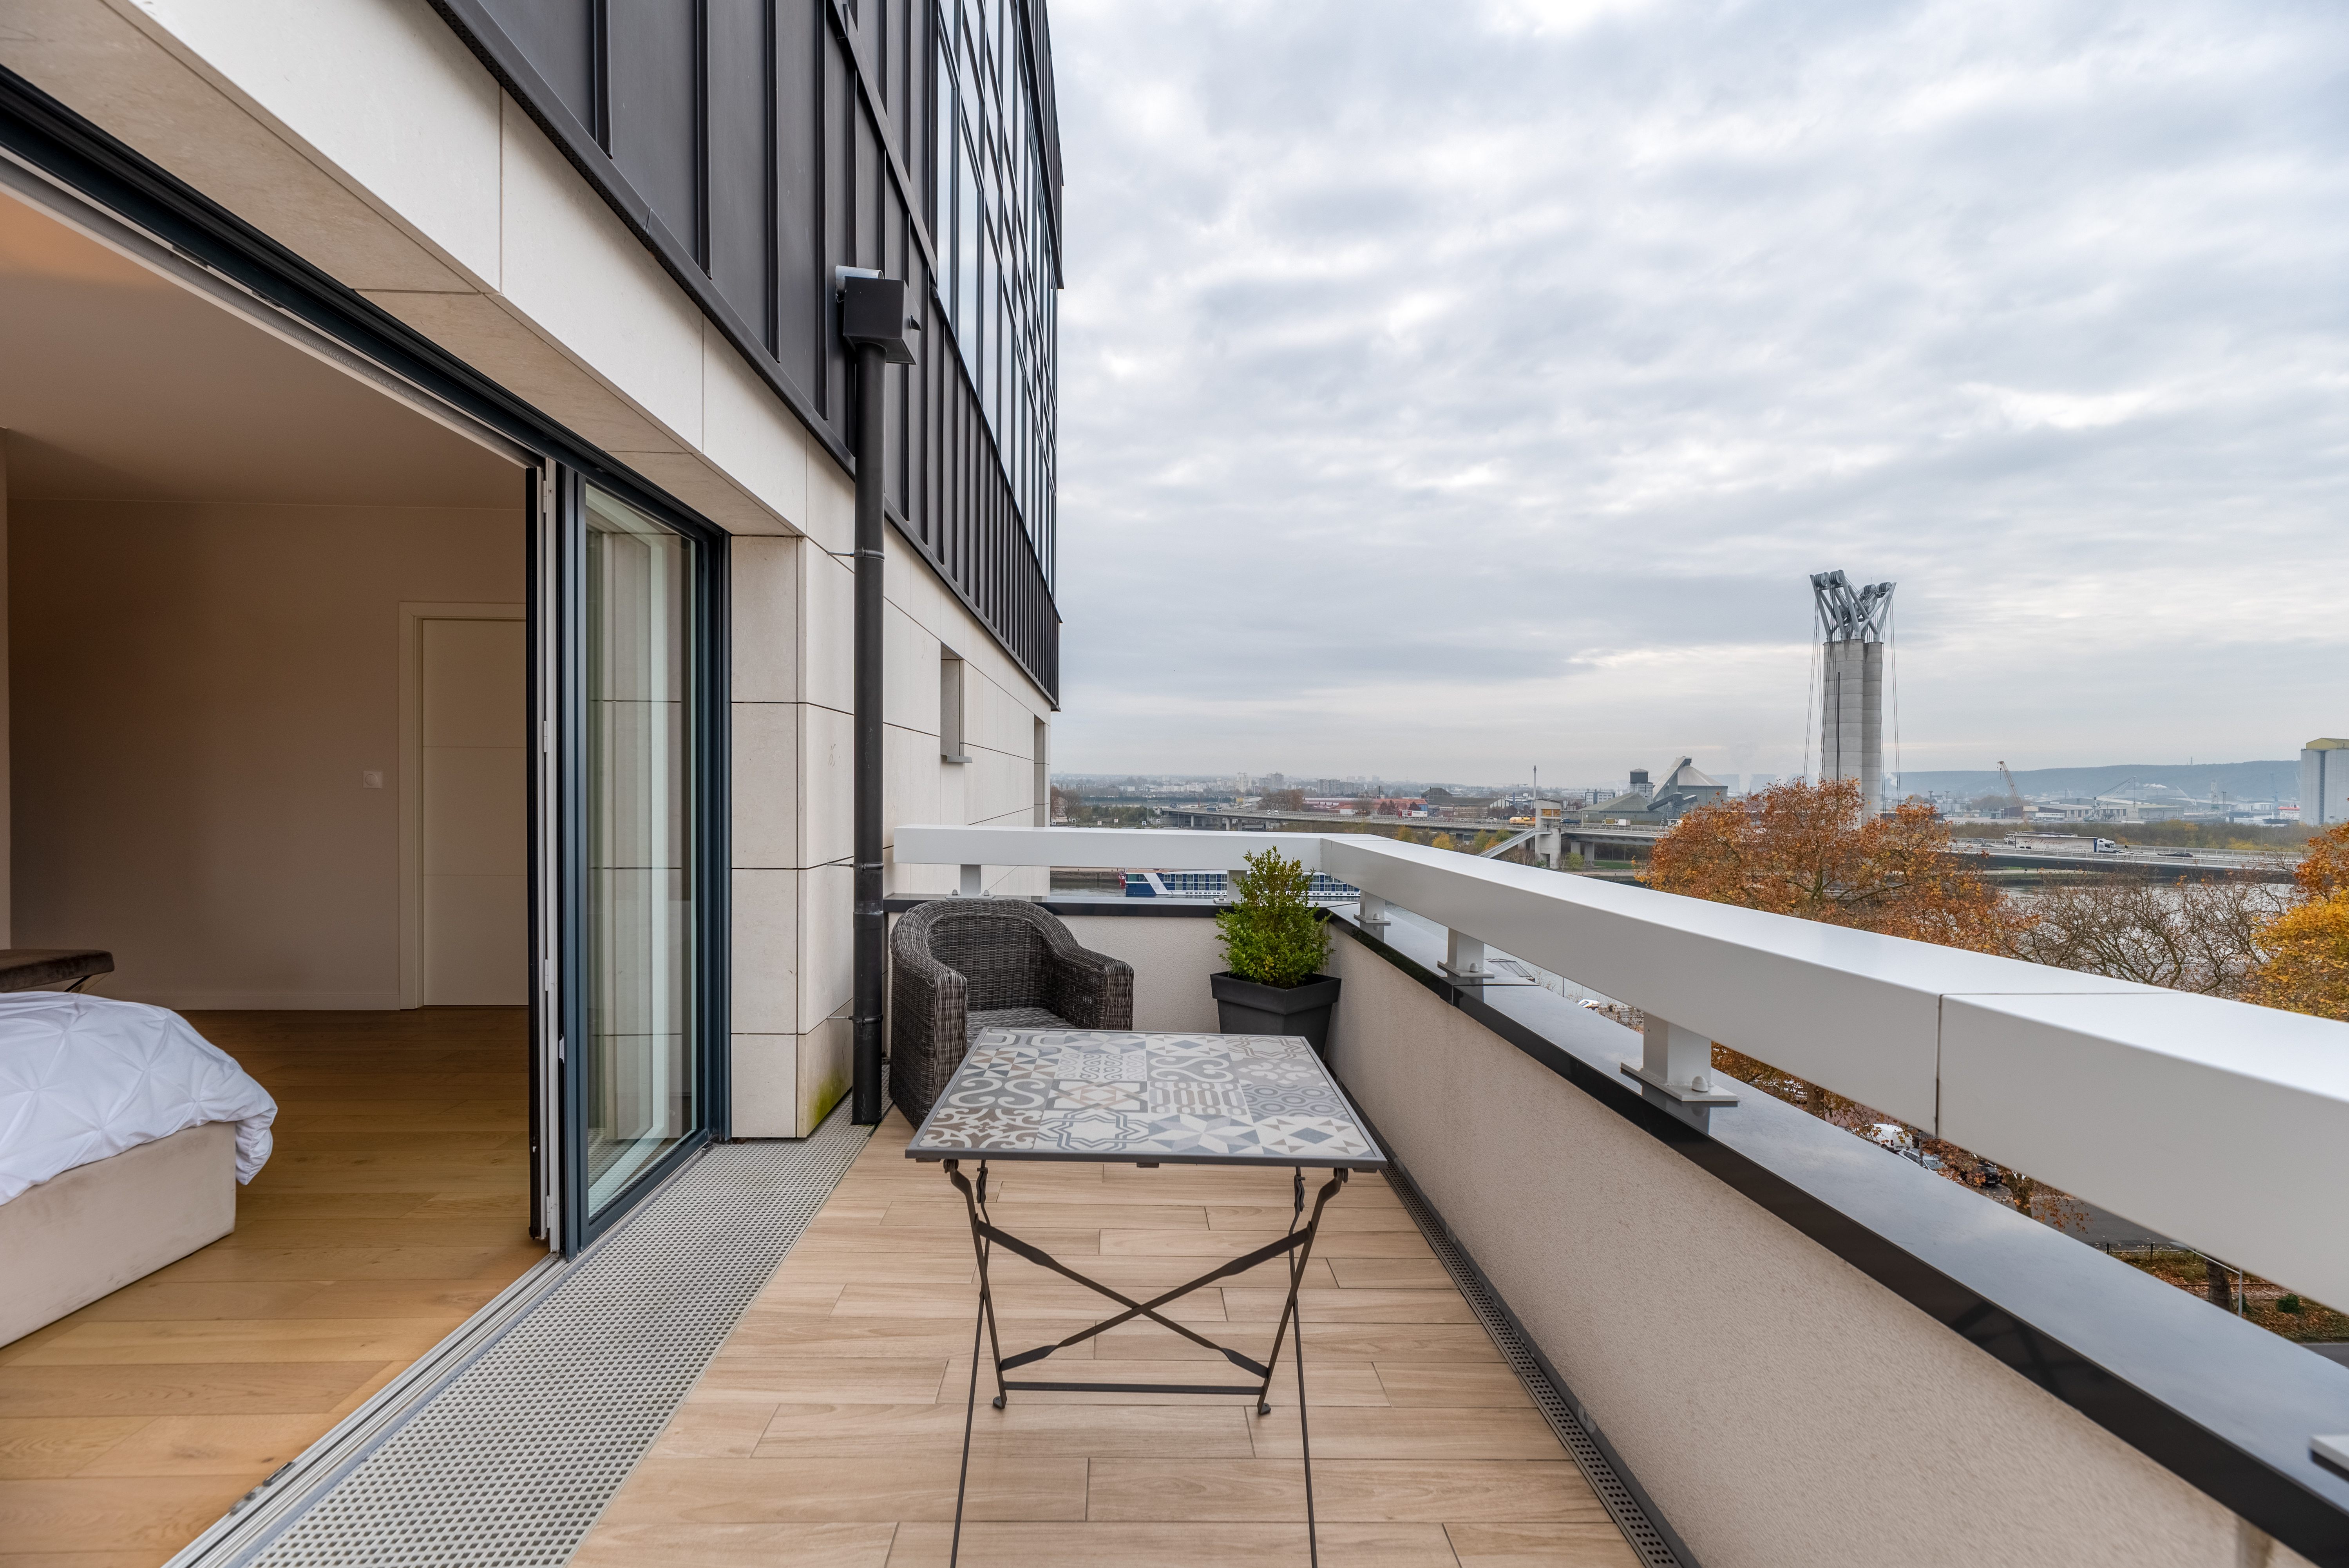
[0,183,548,1560]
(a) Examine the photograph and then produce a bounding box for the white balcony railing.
[894,823,2349,1312]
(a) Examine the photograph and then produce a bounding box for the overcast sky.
[1042,0,2349,789]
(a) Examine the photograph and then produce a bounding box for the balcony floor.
[574,1111,1640,1567]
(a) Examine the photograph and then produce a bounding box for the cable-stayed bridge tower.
[1812,570,1895,814]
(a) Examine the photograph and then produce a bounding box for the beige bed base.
[0,1120,238,1347]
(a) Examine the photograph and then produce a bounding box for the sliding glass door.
[583,486,697,1211]
[557,478,724,1246]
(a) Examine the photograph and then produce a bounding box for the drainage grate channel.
[240,1109,872,1568]
[1382,1165,1687,1568]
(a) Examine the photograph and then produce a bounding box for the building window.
[935,0,1055,553]
[1032,716,1049,827]
[941,650,970,763]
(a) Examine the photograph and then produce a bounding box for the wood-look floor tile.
[939,1359,1388,1408]
[769,1254,977,1287]
[721,1316,1091,1360]
[1249,1407,1571,1461]
[652,1402,780,1458]
[1104,1229,1434,1259]
[1087,1459,1602,1522]
[805,1228,1102,1258]
[747,1281,848,1315]
[0,1418,150,1479]
[748,1400,1253,1458]
[890,1201,1205,1230]
[572,1086,1638,1568]
[1207,1204,1421,1232]
[1223,1289,1475,1324]
[830,1283,1223,1322]
[881,1520,1460,1567]
[1374,1364,1536,1408]
[1098,1321,1503,1363]
[789,1230,985,1257]
[570,1519,898,1568]
[975,1254,1336,1293]
[1447,1521,1647,1566]
[693,1356,948,1404]
[1329,1257,1455,1288]
[596,1454,1085,1523]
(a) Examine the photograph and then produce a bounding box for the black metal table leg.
[941,1159,1349,1563]
[944,1150,1001,1568]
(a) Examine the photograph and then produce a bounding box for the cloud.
[1045,0,2349,787]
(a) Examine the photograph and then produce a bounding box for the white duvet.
[0,992,276,1204]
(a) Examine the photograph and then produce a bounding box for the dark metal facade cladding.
[433,0,1064,702]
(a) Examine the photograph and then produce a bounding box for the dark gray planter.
[1210,971,1342,1055]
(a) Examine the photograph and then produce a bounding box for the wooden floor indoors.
[0,1007,542,1568]
[574,1110,1640,1568]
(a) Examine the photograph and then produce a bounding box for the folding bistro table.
[905,1027,1389,1566]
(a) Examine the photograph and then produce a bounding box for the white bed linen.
[0,993,275,1204]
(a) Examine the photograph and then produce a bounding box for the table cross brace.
[946,1160,1346,1406]
[941,1159,1350,1568]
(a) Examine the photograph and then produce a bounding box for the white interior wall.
[1,2,1060,1132]
[11,499,520,1006]
[0,436,9,949]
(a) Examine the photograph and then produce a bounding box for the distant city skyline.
[1054,758,2307,807]
[1046,0,2349,779]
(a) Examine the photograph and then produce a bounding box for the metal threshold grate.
[206,1106,870,1568]
[1383,1163,1690,1568]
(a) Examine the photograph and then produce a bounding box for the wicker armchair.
[889,899,1135,1124]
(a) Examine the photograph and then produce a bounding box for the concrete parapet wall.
[1323,931,2303,1568]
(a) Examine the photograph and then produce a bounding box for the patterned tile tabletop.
[905,1029,1387,1168]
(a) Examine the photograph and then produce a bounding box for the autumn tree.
[1657,780,2083,1229]
[1647,778,2029,952]
[2011,877,2286,998]
[2246,820,2349,1020]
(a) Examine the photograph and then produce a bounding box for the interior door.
[420,616,528,1004]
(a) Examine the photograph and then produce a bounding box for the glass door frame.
[548,465,732,1254]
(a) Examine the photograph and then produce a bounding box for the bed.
[0,992,276,1346]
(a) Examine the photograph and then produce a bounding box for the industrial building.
[2302,738,2349,826]
[1813,568,1894,813]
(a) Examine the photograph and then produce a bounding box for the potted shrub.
[1211,848,1342,1053]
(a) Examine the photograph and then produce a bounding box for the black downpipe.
[851,338,887,1124]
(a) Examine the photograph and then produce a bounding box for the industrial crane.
[1998,760,2024,816]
